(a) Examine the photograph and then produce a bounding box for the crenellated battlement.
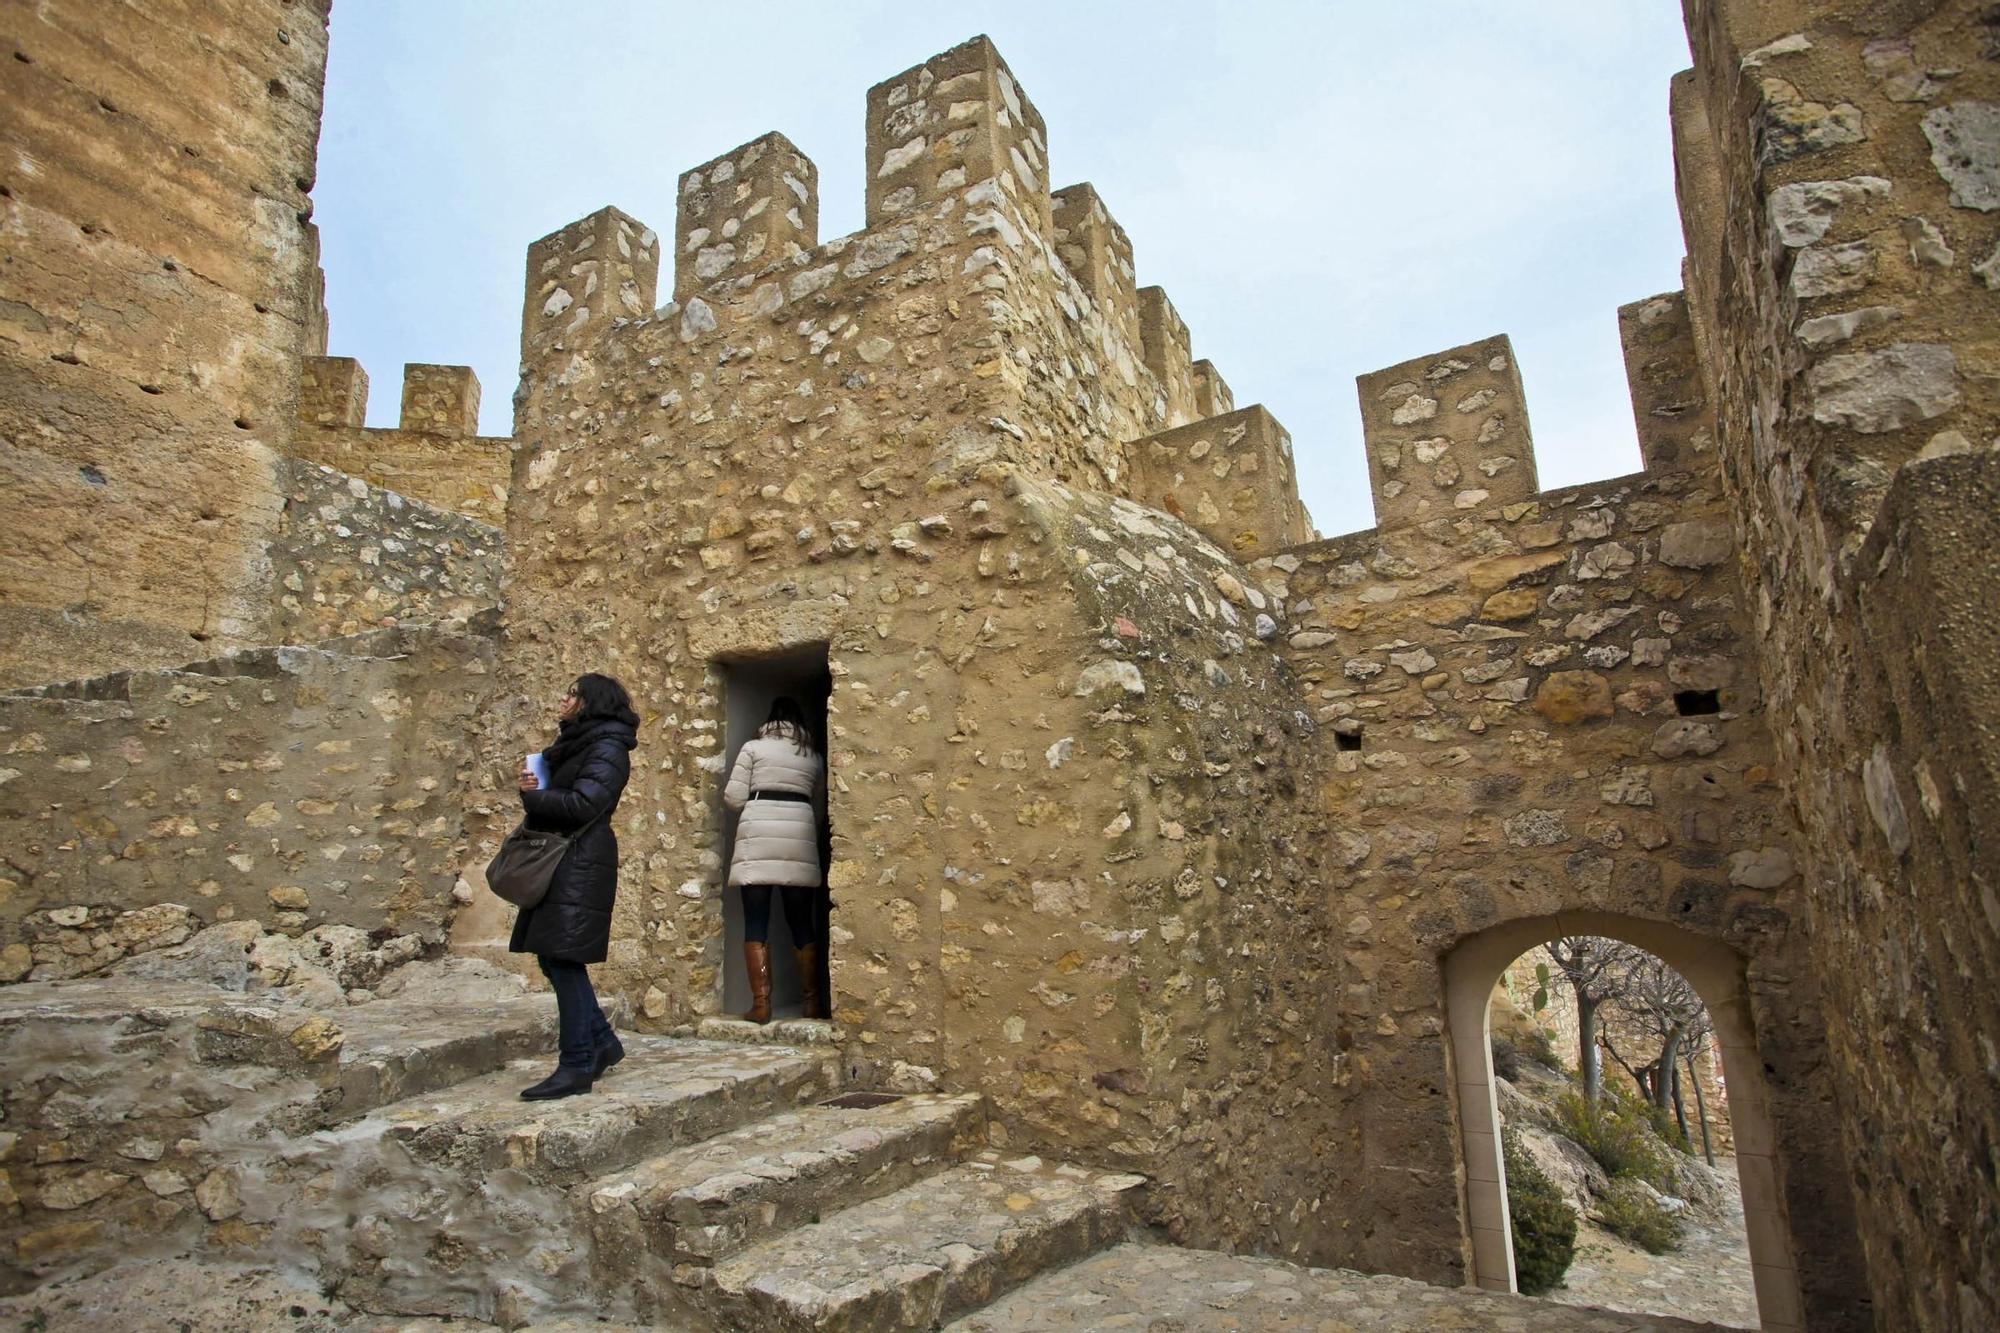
[291,354,511,519]
[675,132,818,304]
[865,35,1051,239]
[1356,335,1541,531]
[1050,183,1141,355]
[505,33,1730,568]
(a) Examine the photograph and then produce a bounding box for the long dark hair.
[759,696,820,755]
[571,673,640,728]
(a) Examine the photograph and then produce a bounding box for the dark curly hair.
[571,673,640,727]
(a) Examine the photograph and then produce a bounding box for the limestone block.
[298,356,369,429]
[398,364,481,438]
[865,36,1050,239]
[1357,335,1539,532]
[674,132,819,303]
[1125,406,1313,559]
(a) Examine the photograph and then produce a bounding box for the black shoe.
[590,1037,626,1079]
[519,1065,594,1100]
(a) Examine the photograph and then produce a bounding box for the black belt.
[750,790,811,804]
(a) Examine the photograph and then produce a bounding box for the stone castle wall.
[292,356,512,520]
[2,6,1996,1330]
[1249,296,1861,1317]
[1675,2,2000,1325]
[0,0,333,689]
[489,37,1353,1259]
[0,621,500,982]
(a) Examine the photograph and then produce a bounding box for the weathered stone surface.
[1657,521,1733,569]
[1806,343,1961,434]
[1922,102,2000,211]
[1,625,498,954]
[0,0,332,689]
[695,1153,1140,1330]
[1533,671,1614,724]
[947,1242,1730,1331]
[583,1092,982,1311]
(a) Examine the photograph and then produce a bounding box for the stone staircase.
[1,959,1144,1331]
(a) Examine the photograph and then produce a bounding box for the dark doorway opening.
[717,645,833,1021]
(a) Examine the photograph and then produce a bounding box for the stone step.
[581,1092,984,1316]
[942,1241,1737,1332]
[0,969,579,1132]
[313,1037,837,1189]
[696,1015,837,1046]
[689,1152,1143,1331]
[266,1037,839,1320]
[204,986,575,1133]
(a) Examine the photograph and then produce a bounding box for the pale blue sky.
[315,2,1694,537]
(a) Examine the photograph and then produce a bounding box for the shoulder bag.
[485,803,609,910]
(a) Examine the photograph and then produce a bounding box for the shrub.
[1503,1129,1577,1294]
[1524,1027,1563,1071]
[1491,1034,1522,1081]
[1492,1028,1563,1083]
[1552,1088,1673,1187]
[1595,1178,1684,1254]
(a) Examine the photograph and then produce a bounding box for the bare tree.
[1543,936,1627,1102]
[1605,948,1713,1149]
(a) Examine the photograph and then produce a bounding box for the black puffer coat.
[508,714,638,964]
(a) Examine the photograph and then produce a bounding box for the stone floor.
[948,1243,1736,1331]
[1550,1160,1758,1329]
[3,1245,1741,1332]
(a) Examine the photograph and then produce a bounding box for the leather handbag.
[485,805,608,910]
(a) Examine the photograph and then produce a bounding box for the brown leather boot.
[794,943,829,1020]
[741,941,772,1024]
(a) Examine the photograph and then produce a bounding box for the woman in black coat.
[511,672,640,1100]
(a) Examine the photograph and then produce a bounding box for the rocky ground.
[0,1247,1740,1333]
[1499,1060,1758,1329]
[1550,1165,1757,1328]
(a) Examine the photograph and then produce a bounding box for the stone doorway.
[1443,913,1802,1330]
[716,646,833,1019]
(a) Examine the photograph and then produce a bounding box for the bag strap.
[525,790,615,845]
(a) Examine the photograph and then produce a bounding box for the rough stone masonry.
[1,4,1997,1332]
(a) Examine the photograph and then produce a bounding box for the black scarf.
[543,712,639,772]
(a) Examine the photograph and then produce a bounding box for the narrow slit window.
[1675,689,1721,716]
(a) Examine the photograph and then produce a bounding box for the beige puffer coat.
[723,728,825,887]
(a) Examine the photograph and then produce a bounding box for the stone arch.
[1443,911,1801,1331]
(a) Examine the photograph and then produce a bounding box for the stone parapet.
[1191,359,1235,419]
[674,132,819,304]
[521,205,660,364]
[1357,334,1540,532]
[1050,183,1142,355]
[865,35,1052,241]
[1126,405,1313,558]
[299,355,369,429]
[397,363,481,438]
[291,357,511,520]
[1618,291,1714,474]
[1138,286,1199,428]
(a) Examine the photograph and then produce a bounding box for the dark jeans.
[538,955,615,1069]
[741,884,824,947]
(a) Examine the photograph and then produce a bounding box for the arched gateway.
[1446,913,1797,1327]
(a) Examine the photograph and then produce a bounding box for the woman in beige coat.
[723,697,827,1021]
